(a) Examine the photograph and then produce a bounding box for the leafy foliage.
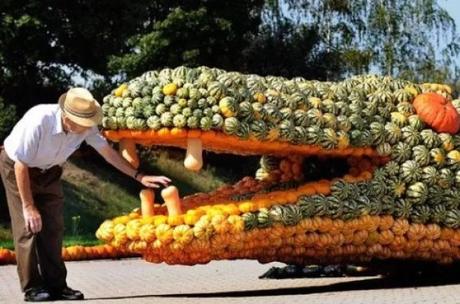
[109,1,265,78]
[0,0,156,113]
[1,0,459,119]
[0,97,16,143]
[279,0,460,82]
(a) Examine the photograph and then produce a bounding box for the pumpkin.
[413,92,460,134]
[406,182,428,204]
[219,96,238,118]
[253,92,266,103]
[208,81,227,100]
[114,83,128,97]
[162,83,178,96]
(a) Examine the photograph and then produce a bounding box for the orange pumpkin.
[413,92,460,134]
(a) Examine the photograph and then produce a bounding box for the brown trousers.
[0,150,67,292]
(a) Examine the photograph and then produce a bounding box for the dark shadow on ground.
[85,261,460,300]
[258,260,460,281]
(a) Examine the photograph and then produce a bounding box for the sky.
[439,0,460,30]
[438,0,460,76]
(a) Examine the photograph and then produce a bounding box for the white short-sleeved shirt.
[4,104,109,170]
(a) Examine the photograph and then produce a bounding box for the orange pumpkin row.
[140,216,460,266]
[104,129,381,158]
[0,245,139,265]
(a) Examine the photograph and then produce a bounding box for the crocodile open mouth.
[104,129,388,211]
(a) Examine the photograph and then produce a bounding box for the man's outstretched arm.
[97,145,171,189]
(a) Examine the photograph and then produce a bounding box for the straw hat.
[58,88,103,127]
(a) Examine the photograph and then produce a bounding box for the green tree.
[278,0,460,82]
[0,0,157,114]
[0,97,16,222]
[241,5,347,80]
[0,0,268,115]
[109,1,265,79]
[109,0,356,81]
[0,97,17,142]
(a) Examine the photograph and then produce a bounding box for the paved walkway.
[1,258,460,304]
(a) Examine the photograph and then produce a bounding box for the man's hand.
[137,175,171,188]
[23,205,42,234]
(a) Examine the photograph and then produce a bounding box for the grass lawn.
[0,235,101,250]
[0,146,229,249]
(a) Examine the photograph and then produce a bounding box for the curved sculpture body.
[96,66,460,266]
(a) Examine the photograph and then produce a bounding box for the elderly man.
[1,88,171,301]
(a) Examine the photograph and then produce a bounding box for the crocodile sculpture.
[95,66,460,267]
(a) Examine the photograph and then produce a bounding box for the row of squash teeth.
[97,212,460,265]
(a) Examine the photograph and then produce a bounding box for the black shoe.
[51,286,84,301]
[24,287,52,302]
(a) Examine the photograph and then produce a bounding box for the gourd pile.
[96,66,460,265]
[0,245,136,265]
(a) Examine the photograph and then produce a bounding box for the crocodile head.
[97,66,460,266]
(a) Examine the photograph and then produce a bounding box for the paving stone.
[1,258,460,304]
